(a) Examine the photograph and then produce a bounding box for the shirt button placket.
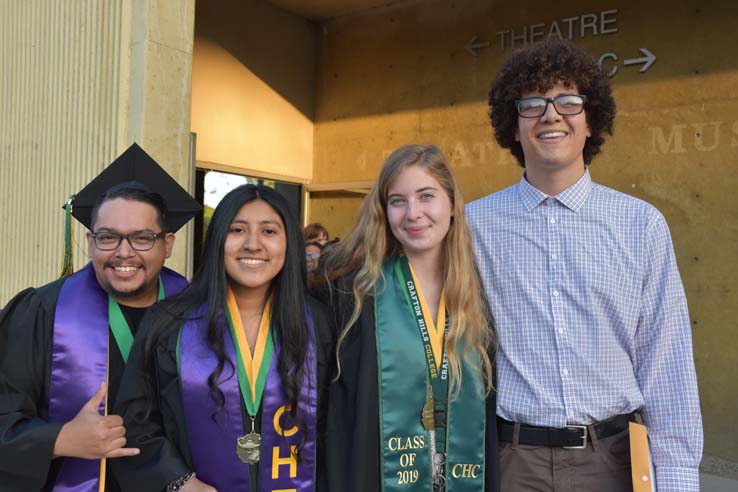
[548,201,570,421]
[546,202,566,335]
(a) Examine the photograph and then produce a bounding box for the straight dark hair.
[143,184,309,448]
[91,181,168,231]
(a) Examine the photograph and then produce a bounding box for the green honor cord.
[108,277,165,362]
[225,309,275,417]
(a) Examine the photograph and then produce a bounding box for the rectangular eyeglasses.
[91,231,162,251]
[516,94,587,118]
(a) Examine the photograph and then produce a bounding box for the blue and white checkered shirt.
[466,170,703,492]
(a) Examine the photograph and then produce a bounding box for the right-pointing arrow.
[623,48,656,73]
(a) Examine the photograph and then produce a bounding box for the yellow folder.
[629,422,655,492]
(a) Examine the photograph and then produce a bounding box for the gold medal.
[422,398,435,430]
[236,432,261,464]
[422,385,435,430]
[236,417,261,464]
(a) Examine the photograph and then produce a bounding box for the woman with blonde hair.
[315,144,497,492]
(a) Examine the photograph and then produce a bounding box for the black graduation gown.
[311,274,499,492]
[110,297,334,492]
[0,277,147,492]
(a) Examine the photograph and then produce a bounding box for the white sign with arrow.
[466,35,491,57]
[623,48,657,72]
[598,48,656,77]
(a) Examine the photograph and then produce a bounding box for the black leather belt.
[497,413,634,449]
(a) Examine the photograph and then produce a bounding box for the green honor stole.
[375,256,486,491]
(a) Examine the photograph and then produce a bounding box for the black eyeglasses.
[306,252,321,261]
[91,231,164,251]
[516,94,587,118]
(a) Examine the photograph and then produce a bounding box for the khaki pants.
[499,426,632,492]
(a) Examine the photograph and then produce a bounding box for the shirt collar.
[517,174,549,211]
[517,168,592,213]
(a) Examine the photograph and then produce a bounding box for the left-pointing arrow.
[623,48,656,73]
[466,35,491,58]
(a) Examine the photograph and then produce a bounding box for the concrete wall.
[310,0,738,471]
[0,0,196,303]
[191,0,317,181]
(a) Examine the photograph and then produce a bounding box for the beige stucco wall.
[310,0,738,470]
[0,0,196,303]
[191,0,317,181]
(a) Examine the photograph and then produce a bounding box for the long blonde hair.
[320,144,494,395]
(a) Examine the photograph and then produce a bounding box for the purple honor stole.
[50,263,187,492]
[180,305,317,492]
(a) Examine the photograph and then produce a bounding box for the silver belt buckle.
[562,424,587,449]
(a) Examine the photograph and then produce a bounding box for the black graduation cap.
[66,143,202,232]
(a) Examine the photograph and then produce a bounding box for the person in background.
[303,223,330,246]
[305,241,323,274]
[466,39,702,492]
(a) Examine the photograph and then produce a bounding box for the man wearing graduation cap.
[0,144,201,492]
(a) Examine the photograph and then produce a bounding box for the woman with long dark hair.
[315,144,498,492]
[112,185,332,492]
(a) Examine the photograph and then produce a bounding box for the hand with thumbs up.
[52,382,140,459]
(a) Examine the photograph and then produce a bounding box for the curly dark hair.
[488,39,616,166]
